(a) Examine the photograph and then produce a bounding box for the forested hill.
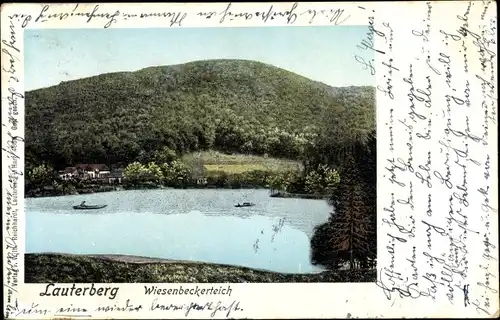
[25,59,375,168]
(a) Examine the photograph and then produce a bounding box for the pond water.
[25,189,331,273]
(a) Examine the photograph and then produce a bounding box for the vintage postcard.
[2,1,498,319]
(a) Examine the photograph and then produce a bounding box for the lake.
[25,189,331,274]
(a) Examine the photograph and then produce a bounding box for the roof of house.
[75,164,110,171]
[63,167,77,173]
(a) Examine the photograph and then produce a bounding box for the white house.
[76,164,111,179]
[58,167,78,180]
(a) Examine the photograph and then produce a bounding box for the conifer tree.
[310,132,377,270]
[327,151,373,269]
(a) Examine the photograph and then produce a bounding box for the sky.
[24,26,374,91]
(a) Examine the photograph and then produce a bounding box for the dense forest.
[25,59,375,169]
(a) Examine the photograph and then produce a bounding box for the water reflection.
[271,217,286,242]
[253,216,288,256]
[253,238,260,253]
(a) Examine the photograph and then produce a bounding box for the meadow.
[183,151,302,174]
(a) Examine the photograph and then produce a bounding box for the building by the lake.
[58,164,123,183]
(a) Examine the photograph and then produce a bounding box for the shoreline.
[269,191,327,200]
[25,185,326,200]
[25,253,376,283]
[25,184,267,199]
[29,252,314,274]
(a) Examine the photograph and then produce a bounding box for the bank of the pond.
[270,192,327,200]
[25,253,376,283]
[26,184,328,200]
[25,183,269,199]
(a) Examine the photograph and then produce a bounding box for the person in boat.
[80,201,87,207]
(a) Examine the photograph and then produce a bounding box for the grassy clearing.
[204,164,269,174]
[25,253,376,283]
[183,151,302,173]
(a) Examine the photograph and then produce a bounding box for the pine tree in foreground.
[329,152,374,270]
[310,136,377,271]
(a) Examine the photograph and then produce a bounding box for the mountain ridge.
[25,59,375,168]
[30,59,371,92]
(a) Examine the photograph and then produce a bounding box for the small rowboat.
[73,204,108,210]
[234,202,255,208]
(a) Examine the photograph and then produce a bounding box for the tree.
[145,162,163,184]
[304,165,340,195]
[188,156,206,183]
[282,170,305,194]
[357,130,377,266]
[207,171,229,188]
[152,146,177,164]
[310,136,377,270]
[123,162,148,184]
[267,173,286,193]
[26,164,54,189]
[310,222,349,269]
[161,160,191,187]
[323,166,341,195]
[329,160,373,269]
[305,170,321,194]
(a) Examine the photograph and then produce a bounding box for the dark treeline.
[25,59,374,170]
[311,122,377,270]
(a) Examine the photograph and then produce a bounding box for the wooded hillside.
[25,59,375,168]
